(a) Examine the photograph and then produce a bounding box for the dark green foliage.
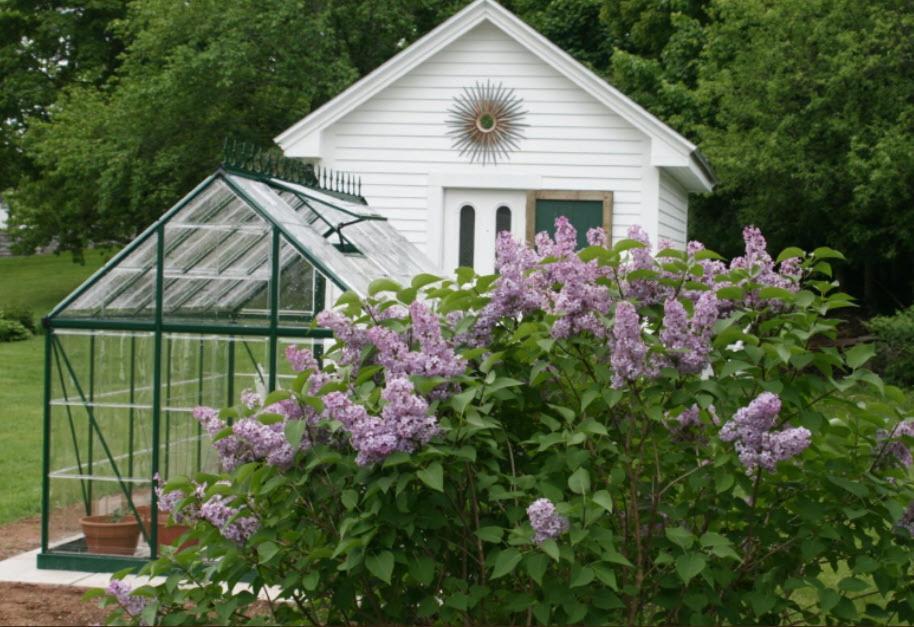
[0,318,30,342]
[0,304,35,334]
[868,306,914,386]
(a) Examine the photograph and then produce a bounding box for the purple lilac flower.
[316,310,370,366]
[611,301,654,387]
[729,226,801,306]
[660,292,720,374]
[199,494,259,544]
[719,392,811,472]
[899,501,914,536]
[471,231,545,344]
[240,389,262,410]
[382,375,439,450]
[621,225,664,304]
[285,344,318,373]
[676,405,701,429]
[106,579,147,618]
[876,420,914,467]
[404,301,466,377]
[527,498,570,544]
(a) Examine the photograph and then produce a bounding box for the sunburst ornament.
[446,80,528,165]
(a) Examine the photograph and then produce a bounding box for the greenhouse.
[38,149,434,572]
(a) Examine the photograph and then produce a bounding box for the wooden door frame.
[525,190,613,244]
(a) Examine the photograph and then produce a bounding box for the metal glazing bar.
[241,340,266,387]
[150,224,165,558]
[227,338,235,425]
[164,338,172,482]
[41,332,52,552]
[87,334,95,507]
[269,228,280,392]
[196,338,204,472]
[47,317,334,338]
[128,335,136,498]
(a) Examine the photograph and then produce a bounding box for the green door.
[534,198,606,250]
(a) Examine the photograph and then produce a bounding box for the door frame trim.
[525,190,614,244]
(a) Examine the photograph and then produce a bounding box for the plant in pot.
[80,507,141,555]
[137,505,195,552]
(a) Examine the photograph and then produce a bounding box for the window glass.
[459,205,475,268]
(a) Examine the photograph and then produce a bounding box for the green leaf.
[541,539,560,562]
[257,541,279,564]
[301,571,320,591]
[366,551,394,584]
[580,389,600,413]
[568,467,591,495]
[838,577,869,593]
[818,587,839,612]
[776,247,805,262]
[491,548,523,579]
[845,343,876,369]
[714,472,735,494]
[476,526,504,543]
[812,246,845,260]
[665,527,695,550]
[717,286,745,300]
[284,420,306,448]
[525,553,548,584]
[368,278,401,295]
[570,565,594,588]
[408,556,435,586]
[411,273,442,289]
[341,489,358,510]
[417,462,444,492]
[675,552,706,584]
[591,490,613,513]
[451,387,477,414]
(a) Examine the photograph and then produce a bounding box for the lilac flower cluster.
[323,375,438,465]
[660,293,720,374]
[611,301,653,387]
[527,498,569,544]
[193,401,302,472]
[199,494,259,544]
[719,392,811,473]
[876,420,914,467]
[106,579,147,619]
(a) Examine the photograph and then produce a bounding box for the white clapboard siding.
[658,171,689,246]
[321,21,668,253]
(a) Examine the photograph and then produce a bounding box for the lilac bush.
[100,221,914,625]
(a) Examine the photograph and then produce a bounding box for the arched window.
[458,205,475,268]
[495,205,511,239]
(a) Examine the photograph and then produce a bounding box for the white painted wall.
[658,170,689,247]
[316,21,686,267]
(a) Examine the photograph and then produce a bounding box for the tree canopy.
[3,0,914,308]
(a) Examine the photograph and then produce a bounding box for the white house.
[275,0,714,276]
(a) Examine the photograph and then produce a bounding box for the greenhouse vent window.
[38,160,434,572]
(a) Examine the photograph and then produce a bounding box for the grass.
[0,251,108,524]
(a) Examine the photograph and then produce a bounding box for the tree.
[689,0,914,308]
[0,0,126,193]
[9,0,449,257]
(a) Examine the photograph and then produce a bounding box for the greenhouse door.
[442,188,525,275]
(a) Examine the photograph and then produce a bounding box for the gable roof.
[49,169,435,321]
[275,0,714,192]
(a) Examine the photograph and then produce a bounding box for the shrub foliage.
[98,223,914,625]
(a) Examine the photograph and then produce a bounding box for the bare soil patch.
[0,582,107,626]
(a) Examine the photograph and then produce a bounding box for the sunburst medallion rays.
[446,80,528,165]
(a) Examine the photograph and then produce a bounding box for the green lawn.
[0,251,108,523]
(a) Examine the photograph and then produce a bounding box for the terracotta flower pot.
[80,515,141,555]
[137,506,196,552]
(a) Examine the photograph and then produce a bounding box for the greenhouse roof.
[49,167,435,324]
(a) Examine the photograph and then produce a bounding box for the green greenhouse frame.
[38,151,433,572]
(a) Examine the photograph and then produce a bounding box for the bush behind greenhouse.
[96,222,914,625]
